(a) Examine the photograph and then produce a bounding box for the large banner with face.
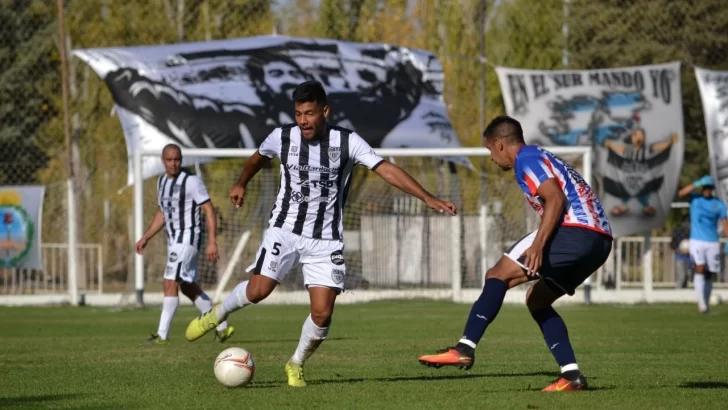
[695,67,728,202]
[74,35,464,183]
[495,62,684,236]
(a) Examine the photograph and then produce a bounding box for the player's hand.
[206,242,219,262]
[520,244,543,276]
[229,184,246,208]
[671,133,679,144]
[134,237,148,255]
[424,196,457,215]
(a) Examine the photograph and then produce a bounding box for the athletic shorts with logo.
[247,228,347,291]
[504,226,612,296]
[689,239,720,274]
[164,242,199,283]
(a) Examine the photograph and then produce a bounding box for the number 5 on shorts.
[272,242,281,256]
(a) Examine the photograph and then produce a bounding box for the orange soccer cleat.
[418,346,474,370]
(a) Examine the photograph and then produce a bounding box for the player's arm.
[200,201,219,262]
[230,129,280,208]
[678,175,712,198]
[348,132,456,215]
[516,157,566,274]
[135,209,165,255]
[374,162,456,215]
[531,180,567,248]
[190,176,219,262]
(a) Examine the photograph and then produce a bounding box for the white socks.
[217,280,251,320]
[291,314,329,365]
[694,273,709,312]
[194,292,228,332]
[157,296,179,340]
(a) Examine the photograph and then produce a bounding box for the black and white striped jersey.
[259,123,384,240]
[157,169,211,248]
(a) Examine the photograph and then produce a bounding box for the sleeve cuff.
[370,160,385,171]
[198,198,211,206]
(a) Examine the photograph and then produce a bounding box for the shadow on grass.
[247,371,561,388]
[680,381,728,389]
[0,394,84,408]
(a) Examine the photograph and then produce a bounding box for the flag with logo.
[0,186,44,269]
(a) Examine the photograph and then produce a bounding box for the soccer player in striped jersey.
[419,116,613,392]
[185,80,457,387]
[135,144,234,344]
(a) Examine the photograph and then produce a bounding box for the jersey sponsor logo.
[291,191,335,204]
[169,252,178,262]
[330,250,345,266]
[331,268,345,284]
[286,164,338,173]
[328,146,341,162]
[298,179,337,189]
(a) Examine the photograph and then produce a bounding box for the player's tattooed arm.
[230,151,271,208]
[374,161,457,215]
[521,179,566,274]
[135,210,165,254]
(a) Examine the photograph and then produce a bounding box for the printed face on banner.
[73,36,465,183]
[496,63,684,237]
[695,67,728,202]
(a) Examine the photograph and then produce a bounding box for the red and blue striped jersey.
[514,145,612,237]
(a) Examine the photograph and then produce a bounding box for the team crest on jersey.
[331,268,345,284]
[328,147,341,162]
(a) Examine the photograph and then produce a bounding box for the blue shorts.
[505,226,613,296]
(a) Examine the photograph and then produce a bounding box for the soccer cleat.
[284,360,306,387]
[418,346,474,370]
[214,326,235,343]
[185,305,222,342]
[542,373,588,392]
[144,334,169,345]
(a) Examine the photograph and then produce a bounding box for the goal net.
[134,147,591,301]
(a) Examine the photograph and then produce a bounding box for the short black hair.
[483,115,525,143]
[162,143,181,156]
[292,80,327,106]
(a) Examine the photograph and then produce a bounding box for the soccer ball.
[214,347,256,388]
[678,239,690,254]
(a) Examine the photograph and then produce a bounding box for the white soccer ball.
[214,347,256,388]
[679,239,690,254]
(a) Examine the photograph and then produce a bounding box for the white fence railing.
[613,237,727,289]
[0,243,103,295]
[1,237,727,303]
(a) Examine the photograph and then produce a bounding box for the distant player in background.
[669,219,691,289]
[184,81,457,387]
[419,116,613,392]
[135,144,234,343]
[677,175,728,313]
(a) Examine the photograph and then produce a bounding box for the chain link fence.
[1,0,726,294]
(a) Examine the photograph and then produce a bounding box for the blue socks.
[458,278,508,348]
[531,306,578,371]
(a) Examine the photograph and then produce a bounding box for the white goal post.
[132,146,593,307]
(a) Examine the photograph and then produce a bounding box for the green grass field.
[2,301,727,409]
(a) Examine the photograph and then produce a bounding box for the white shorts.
[247,228,346,291]
[164,242,199,283]
[689,239,720,273]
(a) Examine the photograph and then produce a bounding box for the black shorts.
[504,226,612,296]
